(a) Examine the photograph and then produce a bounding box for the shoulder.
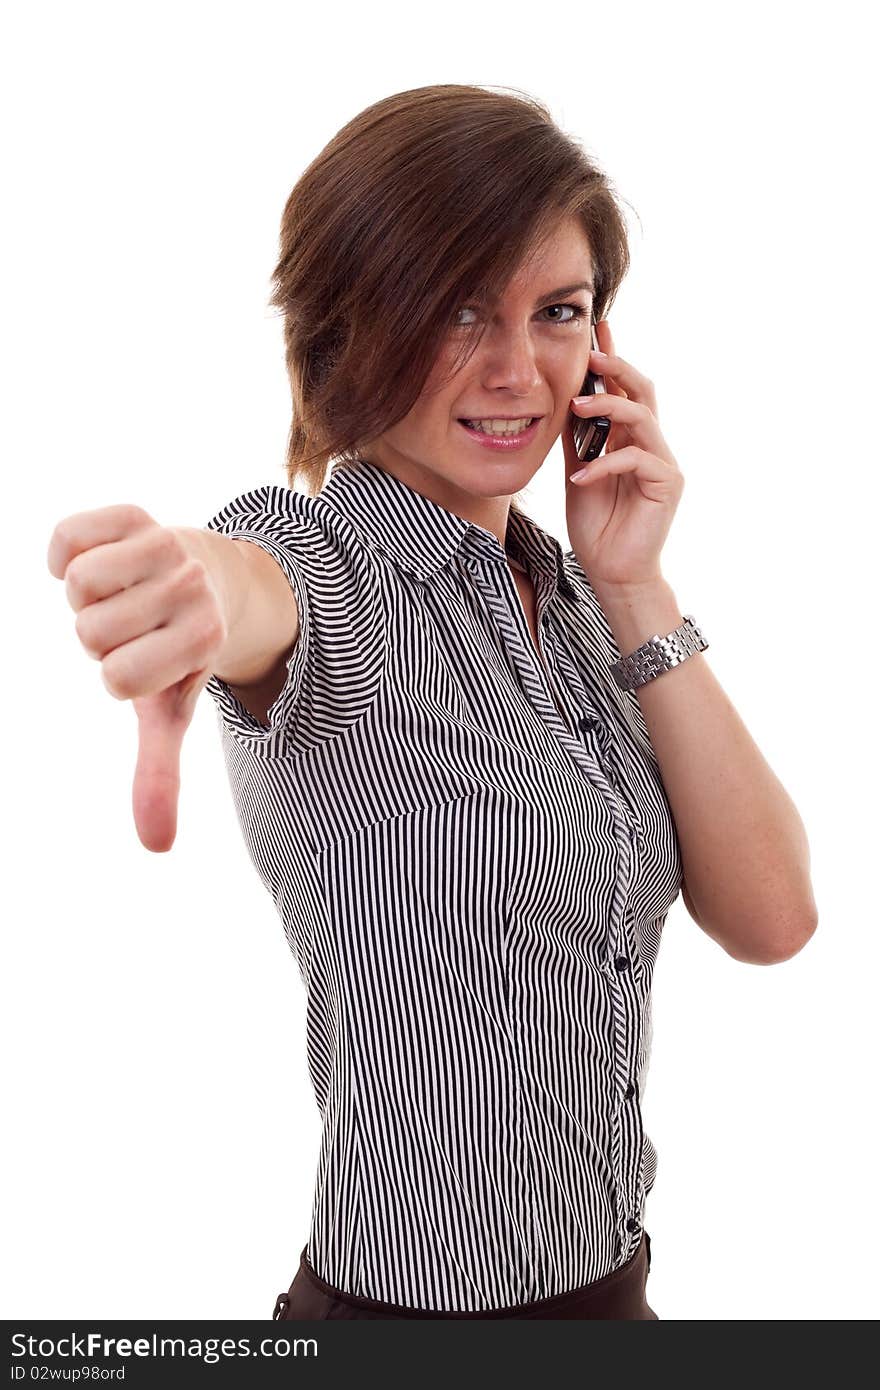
[205,482,350,548]
[204,482,380,592]
[203,482,386,756]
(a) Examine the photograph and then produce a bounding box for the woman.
[49,83,817,1319]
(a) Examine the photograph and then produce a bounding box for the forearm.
[175,526,292,688]
[590,574,818,964]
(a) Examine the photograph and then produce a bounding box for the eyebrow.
[534,280,594,305]
[483,280,595,307]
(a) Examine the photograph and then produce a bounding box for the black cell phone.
[570,317,611,463]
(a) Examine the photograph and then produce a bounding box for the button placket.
[534,602,572,726]
[578,714,647,850]
[604,905,644,1248]
[577,713,613,774]
[628,822,647,850]
[571,695,654,1257]
[469,558,568,733]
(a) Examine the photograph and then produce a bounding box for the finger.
[602,320,619,362]
[593,320,627,399]
[589,346,656,412]
[47,505,153,582]
[132,703,187,853]
[570,445,679,491]
[64,533,167,616]
[571,392,664,452]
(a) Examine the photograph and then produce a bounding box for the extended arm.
[179,527,300,724]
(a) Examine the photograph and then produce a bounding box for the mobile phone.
[571,317,611,463]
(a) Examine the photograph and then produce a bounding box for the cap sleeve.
[201,482,386,757]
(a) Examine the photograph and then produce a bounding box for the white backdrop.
[3,0,877,1320]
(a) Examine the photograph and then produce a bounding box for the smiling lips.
[461,416,537,436]
[457,416,543,450]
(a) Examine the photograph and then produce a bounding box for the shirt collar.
[319,455,577,600]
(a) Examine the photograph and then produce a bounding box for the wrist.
[174,525,247,635]
[588,571,675,609]
[586,574,684,660]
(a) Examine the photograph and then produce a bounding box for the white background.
[3,0,877,1320]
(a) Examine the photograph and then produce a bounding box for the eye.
[541,303,588,324]
[451,302,588,328]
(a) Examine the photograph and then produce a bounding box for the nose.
[480,324,542,395]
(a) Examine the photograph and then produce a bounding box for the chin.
[456,465,535,495]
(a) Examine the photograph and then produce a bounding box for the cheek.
[423,343,469,409]
[404,390,458,437]
[385,400,446,451]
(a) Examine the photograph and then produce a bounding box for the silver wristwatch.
[610,615,708,692]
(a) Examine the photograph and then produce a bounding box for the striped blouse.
[203,454,683,1313]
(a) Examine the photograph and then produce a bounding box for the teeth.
[465,417,534,436]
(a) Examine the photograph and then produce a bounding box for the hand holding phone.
[570,317,611,463]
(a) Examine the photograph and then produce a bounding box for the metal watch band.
[609,614,708,692]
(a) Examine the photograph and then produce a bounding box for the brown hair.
[268,83,634,506]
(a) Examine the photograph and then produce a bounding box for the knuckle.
[190,610,226,657]
[114,503,153,532]
[50,518,74,557]
[64,554,91,606]
[74,608,101,656]
[166,556,208,599]
[101,656,132,701]
[151,525,188,567]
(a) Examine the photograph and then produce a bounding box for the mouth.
[457,416,543,449]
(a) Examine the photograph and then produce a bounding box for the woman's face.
[361,214,595,528]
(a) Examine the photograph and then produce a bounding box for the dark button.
[577,713,599,733]
[626,1217,640,1233]
[541,612,550,627]
[614,954,630,972]
[625,1082,636,1099]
